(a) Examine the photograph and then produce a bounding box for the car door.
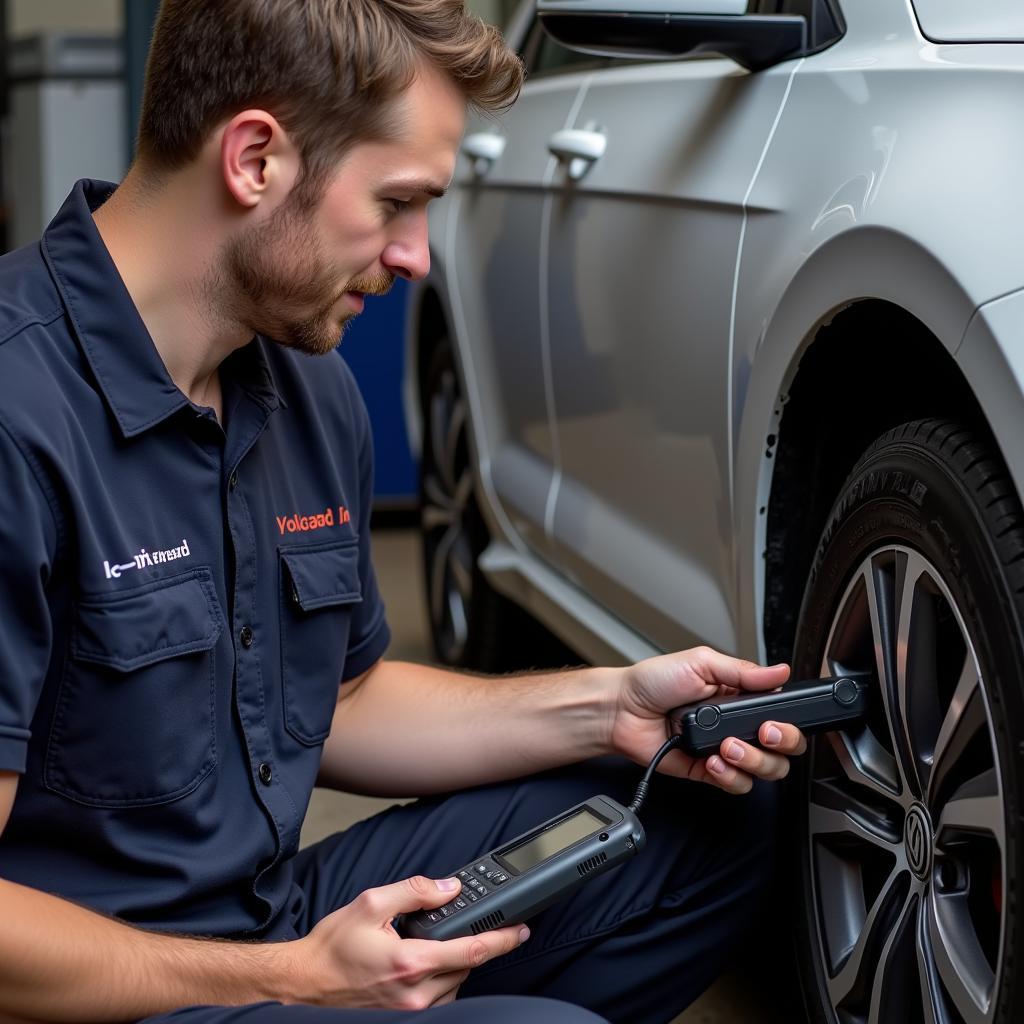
[445,14,595,559]
[543,43,801,654]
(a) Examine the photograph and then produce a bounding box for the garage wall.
[7,0,120,38]
[6,0,517,38]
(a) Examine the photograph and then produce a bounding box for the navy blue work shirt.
[0,180,391,938]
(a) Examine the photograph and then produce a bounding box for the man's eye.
[387,198,411,214]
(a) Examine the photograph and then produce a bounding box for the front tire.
[792,420,1024,1024]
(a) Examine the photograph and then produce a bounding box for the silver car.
[404,2,1024,1021]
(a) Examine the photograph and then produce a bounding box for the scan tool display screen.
[500,808,605,874]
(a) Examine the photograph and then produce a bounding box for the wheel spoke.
[928,657,987,810]
[894,551,937,798]
[445,584,468,653]
[809,780,901,853]
[430,525,458,626]
[862,557,913,800]
[454,468,474,510]
[422,473,456,514]
[935,768,1003,851]
[866,891,920,1024]
[825,727,902,802]
[917,909,953,1024]
[448,531,475,604]
[827,864,908,1006]
[926,885,994,1022]
[421,475,456,532]
[429,383,453,490]
[443,397,467,497]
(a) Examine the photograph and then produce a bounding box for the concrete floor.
[301,528,791,1023]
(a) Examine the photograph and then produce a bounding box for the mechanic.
[0,2,807,1022]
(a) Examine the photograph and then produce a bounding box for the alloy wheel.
[420,361,476,664]
[808,545,1005,1024]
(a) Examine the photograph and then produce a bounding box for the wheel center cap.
[905,803,933,881]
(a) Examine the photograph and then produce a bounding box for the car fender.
[734,225,980,660]
[956,285,1024,517]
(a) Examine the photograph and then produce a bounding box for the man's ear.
[220,109,300,209]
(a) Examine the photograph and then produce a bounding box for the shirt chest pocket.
[279,539,362,745]
[45,569,223,807]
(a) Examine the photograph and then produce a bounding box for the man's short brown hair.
[137,0,523,199]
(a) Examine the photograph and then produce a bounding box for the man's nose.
[381,214,430,281]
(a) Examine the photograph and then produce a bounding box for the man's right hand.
[0,773,526,1020]
[291,875,529,1010]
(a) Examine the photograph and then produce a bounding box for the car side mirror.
[536,0,842,72]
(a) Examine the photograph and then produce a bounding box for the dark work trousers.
[145,758,782,1024]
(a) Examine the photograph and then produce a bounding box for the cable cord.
[628,734,685,814]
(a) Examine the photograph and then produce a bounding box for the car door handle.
[548,128,606,180]
[462,132,506,176]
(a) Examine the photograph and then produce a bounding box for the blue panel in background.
[338,278,418,506]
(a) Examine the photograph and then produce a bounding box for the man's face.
[223,63,465,355]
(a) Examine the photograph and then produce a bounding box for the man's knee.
[441,996,607,1023]
[145,996,607,1024]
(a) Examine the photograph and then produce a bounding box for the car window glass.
[521,18,619,77]
[520,14,746,79]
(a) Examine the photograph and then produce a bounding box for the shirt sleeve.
[340,380,391,682]
[0,420,58,773]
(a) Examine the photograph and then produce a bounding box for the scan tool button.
[695,706,720,729]
[833,678,858,705]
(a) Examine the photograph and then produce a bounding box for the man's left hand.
[611,646,807,794]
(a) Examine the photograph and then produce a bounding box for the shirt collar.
[223,335,287,411]
[42,179,283,438]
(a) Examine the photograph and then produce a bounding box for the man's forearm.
[317,659,620,796]
[0,878,297,1022]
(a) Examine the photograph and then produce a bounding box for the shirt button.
[229,471,238,490]
[239,625,254,648]
[258,762,273,785]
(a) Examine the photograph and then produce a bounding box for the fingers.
[648,746,757,795]
[716,736,790,782]
[358,875,462,920]
[429,923,530,974]
[701,724,809,793]
[686,647,790,693]
[382,965,471,1012]
[385,923,527,1010]
[425,969,471,1007]
[700,753,756,794]
[759,720,808,756]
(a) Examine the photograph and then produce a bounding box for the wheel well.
[763,300,991,664]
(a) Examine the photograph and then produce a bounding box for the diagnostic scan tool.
[396,795,644,940]
[669,675,870,757]
[397,676,869,941]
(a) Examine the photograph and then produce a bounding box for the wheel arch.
[760,300,991,667]
[733,222,1024,665]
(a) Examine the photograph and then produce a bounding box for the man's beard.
[222,201,393,356]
